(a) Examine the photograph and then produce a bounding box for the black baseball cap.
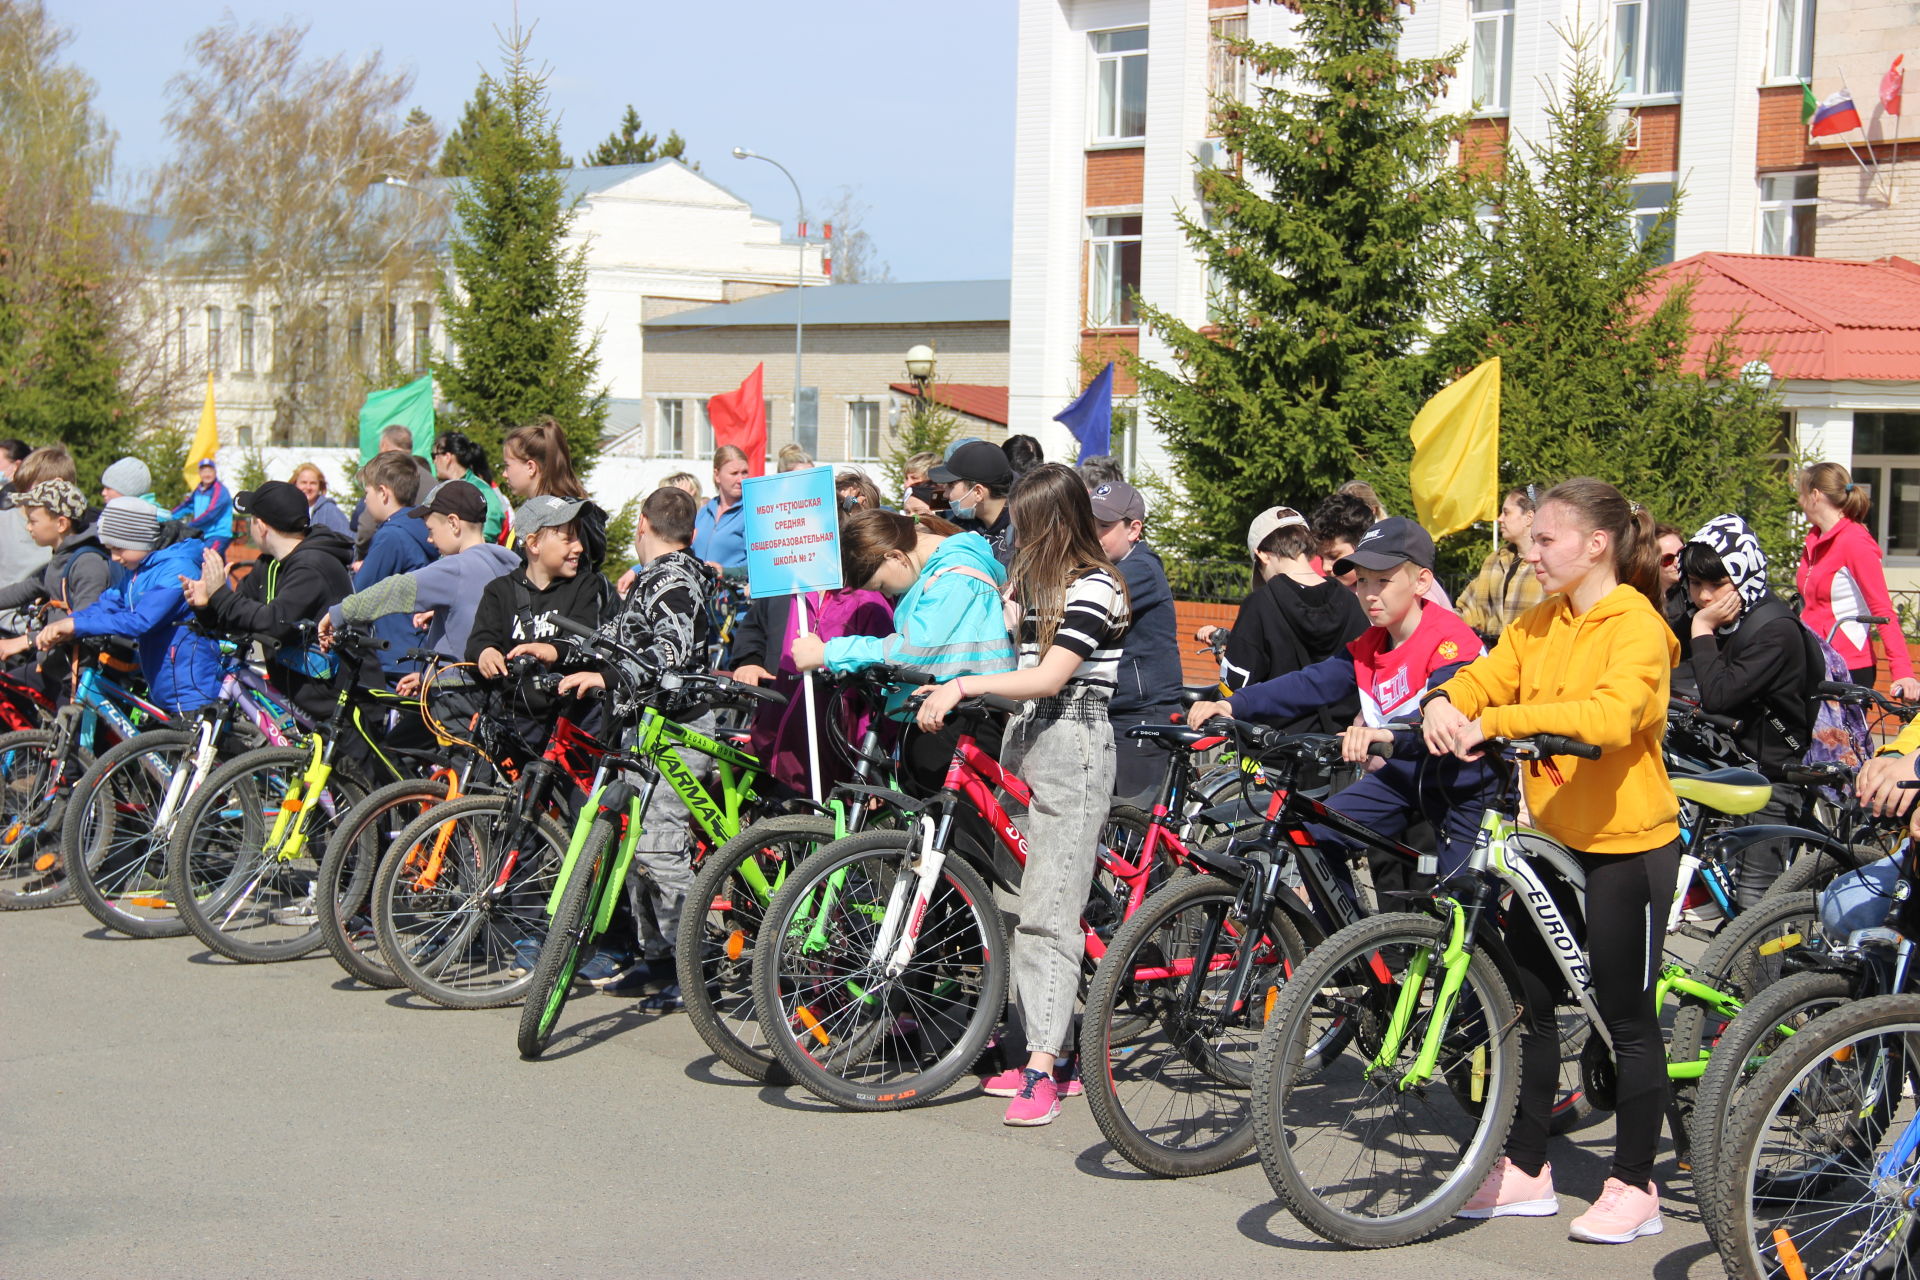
[928,439,1014,490]
[1333,516,1435,574]
[234,481,310,534]
[407,480,488,525]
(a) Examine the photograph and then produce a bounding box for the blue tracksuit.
[66,539,225,716]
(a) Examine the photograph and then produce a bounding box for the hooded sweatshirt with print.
[67,538,223,715]
[0,519,115,622]
[329,540,520,664]
[823,530,1016,720]
[1221,574,1370,728]
[1684,514,1818,776]
[1438,583,1680,854]
[468,565,612,724]
[198,525,355,718]
[1798,515,1913,680]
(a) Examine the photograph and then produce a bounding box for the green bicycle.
[516,615,784,1060]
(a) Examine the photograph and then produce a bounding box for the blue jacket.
[824,531,1015,719]
[67,538,224,715]
[172,480,234,541]
[692,497,747,576]
[356,512,436,675]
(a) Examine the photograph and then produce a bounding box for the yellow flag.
[183,369,218,491]
[1409,357,1500,540]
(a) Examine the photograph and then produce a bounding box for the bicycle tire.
[1691,968,1854,1253]
[1767,839,1882,899]
[1709,993,1920,1280]
[372,795,570,1009]
[167,746,366,963]
[62,731,194,937]
[0,728,86,910]
[517,814,614,1059]
[316,778,451,988]
[1081,871,1307,1177]
[677,813,837,1083]
[1252,911,1521,1248]
[754,829,1009,1111]
[1666,890,1821,1158]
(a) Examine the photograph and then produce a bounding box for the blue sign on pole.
[742,465,843,598]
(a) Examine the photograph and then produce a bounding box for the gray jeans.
[1002,685,1115,1057]
[625,713,713,961]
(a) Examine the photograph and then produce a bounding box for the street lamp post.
[732,147,808,453]
[904,343,936,438]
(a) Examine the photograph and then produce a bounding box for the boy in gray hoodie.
[0,480,115,697]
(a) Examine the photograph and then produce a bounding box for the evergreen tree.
[438,81,507,177]
[433,25,605,466]
[8,243,135,485]
[1424,33,1794,563]
[1131,0,1477,560]
[581,104,690,168]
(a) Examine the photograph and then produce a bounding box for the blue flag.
[1054,363,1114,460]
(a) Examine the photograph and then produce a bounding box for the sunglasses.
[1660,552,1679,567]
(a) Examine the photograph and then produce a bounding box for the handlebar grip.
[1367,738,1396,760]
[1695,709,1742,732]
[547,615,598,641]
[1815,680,1859,699]
[1535,733,1602,761]
[1859,616,1892,627]
[974,693,1022,716]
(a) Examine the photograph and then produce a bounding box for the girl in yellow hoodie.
[1422,478,1679,1246]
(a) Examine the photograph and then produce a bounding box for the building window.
[205,306,221,373]
[848,401,881,462]
[238,307,255,373]
[411,303,432,374]
[176,307,188,373]
[695,399,714,459]
[1088,215,1143,328]
[1612,0,1686,99]
[1759,172,1818,255]
[1771,0,1815,83]
[347,309,364,369]
[1472,0,1516,112]
[1853,413,1920,554]
[1092,28,1148,143]
[1629,180,1677,264]
[1207,14,1247,130]
[658,399,685,458]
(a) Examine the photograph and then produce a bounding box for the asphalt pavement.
[5,904,1725,1279]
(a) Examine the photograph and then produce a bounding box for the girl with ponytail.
[503,417,610,570]
[1421,477,1681,1244]
[1795,461,1918,695]
[431,432,510,542]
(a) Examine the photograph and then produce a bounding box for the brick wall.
[1818,158,1920,258]
[1461,117,1508,179]
[1627,104,1681,173]
[1085,148,1146,208]
[1079,330,1141,394]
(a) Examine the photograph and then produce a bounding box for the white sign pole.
[795,589,824,804]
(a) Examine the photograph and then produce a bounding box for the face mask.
[949,486,979,522]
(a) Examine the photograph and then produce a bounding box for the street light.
[904,343,936,400]
[733,146,808,452]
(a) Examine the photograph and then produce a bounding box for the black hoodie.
[199,526,355,717]
[1222,574,1369,732]
[467,565,612,724]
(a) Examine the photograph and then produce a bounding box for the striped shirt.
[1017,568,1128,687]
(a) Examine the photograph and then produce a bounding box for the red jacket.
[1796,516,1912,679]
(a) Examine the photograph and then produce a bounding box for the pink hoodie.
[1797,516,1912,679]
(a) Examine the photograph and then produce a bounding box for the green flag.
[1801,82,1818,123]
[358,374,436,464]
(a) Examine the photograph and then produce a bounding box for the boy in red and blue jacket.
[1189,517,1493,880]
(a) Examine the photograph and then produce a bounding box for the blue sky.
[53,0,1016,283]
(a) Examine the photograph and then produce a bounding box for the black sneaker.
[639,982,683,1013]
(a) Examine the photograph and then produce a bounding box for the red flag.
[1811,89,1865,138]
[707,363,767,477]
[1884,54,1905,116]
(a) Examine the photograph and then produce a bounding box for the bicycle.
[515,613,784,1059]
[1248,730,1760,1247]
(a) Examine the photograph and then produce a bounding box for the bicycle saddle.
[1671,767,1771,816]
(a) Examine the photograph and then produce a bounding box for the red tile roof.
[888,382,1009,425]
[1647,252,1920,382]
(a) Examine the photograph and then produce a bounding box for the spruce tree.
[9,244,134,485]
[581,105,689,168]
[438,82,507,177]
[432,26,605,466]
[1426,33,1794,562]
[1132,0,1477,560]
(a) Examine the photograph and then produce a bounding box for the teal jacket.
[824,531,1016,719]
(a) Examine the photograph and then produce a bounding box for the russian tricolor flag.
[1810,89,1864,138]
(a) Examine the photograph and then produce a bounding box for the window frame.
[1758,170,1819,255]
[1089,26,1149,145]
[1628,176,1679,264]
[1611,0,1687,102]
[1086,213,1144,329]
[238,306,255,374]
[205,305,222,374]
[847,400,882,463]
[1470,0,1517,115]
[1207,13,1247,132]
[1768,0,1816,85]
[658,398,685,459]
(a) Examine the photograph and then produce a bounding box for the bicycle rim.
[67,736,194,936]
[319,780,447,987]
[0,731,72,909]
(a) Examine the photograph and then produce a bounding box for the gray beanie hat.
[100,456,152,498]
[97,496,161,551]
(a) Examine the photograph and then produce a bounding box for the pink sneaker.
[1456,1157,1560,1219]
[983,1060,1082,1099]
[1568,1178,1662,1244]
[1002,1069,1061,1126]
[1055,1058,1082,1098]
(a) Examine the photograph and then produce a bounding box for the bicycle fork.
[869,810,948,979]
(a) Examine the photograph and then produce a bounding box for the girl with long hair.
[431,432,509,542]
[912,463,1131,1127]
[1795,461,1918,696]
[1423,478,1680,1245]
[502,417,610,570]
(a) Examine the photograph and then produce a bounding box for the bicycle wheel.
[1769,839,1885,899]
[754,829,1008,1111]
[166,746,366,963]
[1711,994,1920,1280]
[372,795,570,1009]
[517,815,614,1059]
[63,731,194,937]
[317,778,450,988]
[1080,871,1308,1177]
[1692,968,1854,1252]
[0,729,84,910]
[1252,911,1521,1248]
[677,813,837,1083]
